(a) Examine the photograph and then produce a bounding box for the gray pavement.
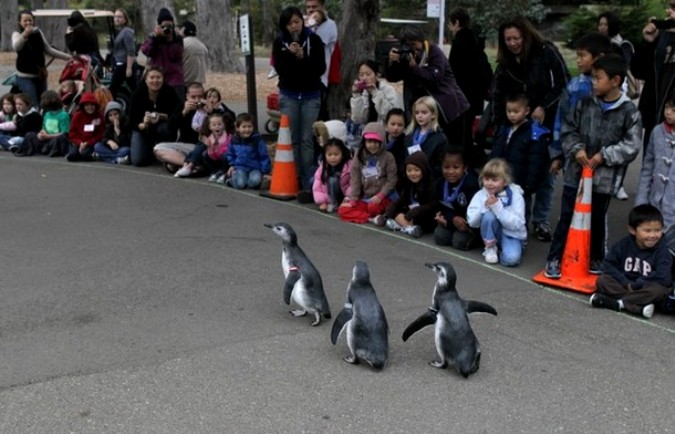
[0,149,673,433]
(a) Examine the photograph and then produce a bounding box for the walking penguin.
[265,222,331,326]
[331,261,389,370]
[402,262,497,377]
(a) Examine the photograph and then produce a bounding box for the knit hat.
[181,20,196,36]
[362,122,385,142]
[79,92,98,107]
[104,101,123,118]
[404,151,431,178]
[157,8,174,24]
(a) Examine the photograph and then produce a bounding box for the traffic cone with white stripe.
[260,114,299,201]
[533,167,598,294]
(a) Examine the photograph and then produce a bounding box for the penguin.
[265,223,331,326]
[402,262,497,378]
[331,261,388,370]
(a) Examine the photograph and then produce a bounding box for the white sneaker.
[385,218,402,231]
[615,186,628,200]
[116,155,129,165]
[267,67,278,79]
[216,174,226,184]
[483,246,498,264]
[174,166,192,178]
[208,173,219,182]
[402,225,422,238]
[642,304,655,319]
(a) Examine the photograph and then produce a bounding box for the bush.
[563,4,651,49]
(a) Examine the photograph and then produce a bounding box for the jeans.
[65,144,95,161]
[130,122,174,167]
[327,175,343,205]
[232,168,262,189]
[480,211,523,267]
[0,135,23,151]
[16,75,46,109]
[94,142,130,163]
[279,94,321,190]
[434,225,478,250]
[531,171,555,229]
[109,63,137,99]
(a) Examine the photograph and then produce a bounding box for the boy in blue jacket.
[590,205,672,319]
[226,113,271,189]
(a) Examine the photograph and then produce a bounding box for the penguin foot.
[290,309,307,317]
[344,355,359,364]
[429,360,447,369]
[310,311,321,326]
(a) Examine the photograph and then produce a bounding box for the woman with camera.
[128,66,181,166]
[140,8,185,100]
[384,26,469,146]
[349,59,401,126]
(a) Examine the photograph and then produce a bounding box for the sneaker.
[589,293,621,311]
[216,174,226,184]
[534,224,552,242]
[225,178,234,187]
[589,260,603,275]
[208,173,219,182]
[483,246,498,264]
[326,203,336,213]
[116,155,129,165]
[642,304,655,319]
[267,67,278,79]
[369,215,386,227]
[615,186,628,200]
[174,166,192,178]
[544,259,561,279]
[8,144,19,154]
[385,218,402,231]
[402,225,423,238]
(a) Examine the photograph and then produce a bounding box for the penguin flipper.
[402,310,437,342]
[283,269,301,305]
[464,300,498,316]
[330,307,353,345]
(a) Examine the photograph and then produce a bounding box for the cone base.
[532,271,598,294]
[259,190,297,201]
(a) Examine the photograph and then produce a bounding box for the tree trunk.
[261,0,278,47]
[140,0,173,41]
[39,0,68,51]
[328,0,380,119]
[1,0,17,52]
[195,0,244,73]
[33,0,45,9]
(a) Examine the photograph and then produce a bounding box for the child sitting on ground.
[434,147,481,250]
[65,92,105,161]
[467,158,527,266]
[590,205,672,319]
[226,113,271,189]
[94,101,131,164]
[338,122,398,224]
[382,151,437,238]
[190,87,236,133]
[312,137,352,213]
[0,93,41,152]
[0,93,16,137]
[16,90,70,157]
[635,88,675,230]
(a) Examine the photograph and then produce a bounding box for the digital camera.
[651,19,675,30]
[162,25,173,36]
[356,81,368,91]
[398,44,414,63]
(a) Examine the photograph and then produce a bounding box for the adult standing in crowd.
[140,8,185,100]
[385,26,469,144]
[109,8,137,99]
[128,67,181,166]
[491,16,569,242]
[631,8,675,155]
[65,10,104,74]
[179,21,208,86]
[272,6,326,201]
[447,7,493,167]
[305,0,338,120]
[12,10,71,109]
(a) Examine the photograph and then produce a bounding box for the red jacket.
[69,109,104,146]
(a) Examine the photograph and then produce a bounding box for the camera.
[651,19,675,30]
[197,101,206,109]
[398,44,414,63]
[356,80,368,91]
[162,25,173,36]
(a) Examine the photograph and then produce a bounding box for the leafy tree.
[451,0,548,40]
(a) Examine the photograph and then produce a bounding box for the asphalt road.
[0,153,673,433]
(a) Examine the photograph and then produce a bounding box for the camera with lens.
[651,19,675,30]
[162,25,173,36]
[398,44,414,63]
[197,100,206,109]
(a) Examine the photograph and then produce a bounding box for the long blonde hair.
[405,96,440,135]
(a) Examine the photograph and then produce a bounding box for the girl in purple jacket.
[312,138,352,213]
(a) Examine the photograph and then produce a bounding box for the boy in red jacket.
[65,92,104,162]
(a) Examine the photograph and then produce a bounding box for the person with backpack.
[491,16,570,243]
[447,7,493,168]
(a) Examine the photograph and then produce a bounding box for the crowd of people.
[0,3,673,318]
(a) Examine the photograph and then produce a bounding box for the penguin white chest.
[281,248,291,277]
[291,280,310,307]
[435,315,447,359]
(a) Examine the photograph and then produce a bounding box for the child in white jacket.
[467,158,527,266]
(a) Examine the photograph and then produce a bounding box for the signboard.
[426,0,440,18]
[239,14,251,55]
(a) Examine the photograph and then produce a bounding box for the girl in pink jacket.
[312,138,352,213]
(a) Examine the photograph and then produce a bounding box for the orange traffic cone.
[260,114,299,201]
[533,166,598,294]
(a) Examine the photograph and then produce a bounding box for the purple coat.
[141,35,184,87]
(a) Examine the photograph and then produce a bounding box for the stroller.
[265,92,281,134]
[58,54,100,114]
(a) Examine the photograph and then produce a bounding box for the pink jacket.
[312,160,352,205]
[206,132,231,160]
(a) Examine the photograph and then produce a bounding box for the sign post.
[426,0,446,45]
[239,13,258,131]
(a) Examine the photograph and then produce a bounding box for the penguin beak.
[264,223,273,228]
[424,263,435,270]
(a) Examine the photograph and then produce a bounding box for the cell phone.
[651,19,675,30]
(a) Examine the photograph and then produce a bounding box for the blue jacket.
[552,73,593,160]
[226,132,271,174]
